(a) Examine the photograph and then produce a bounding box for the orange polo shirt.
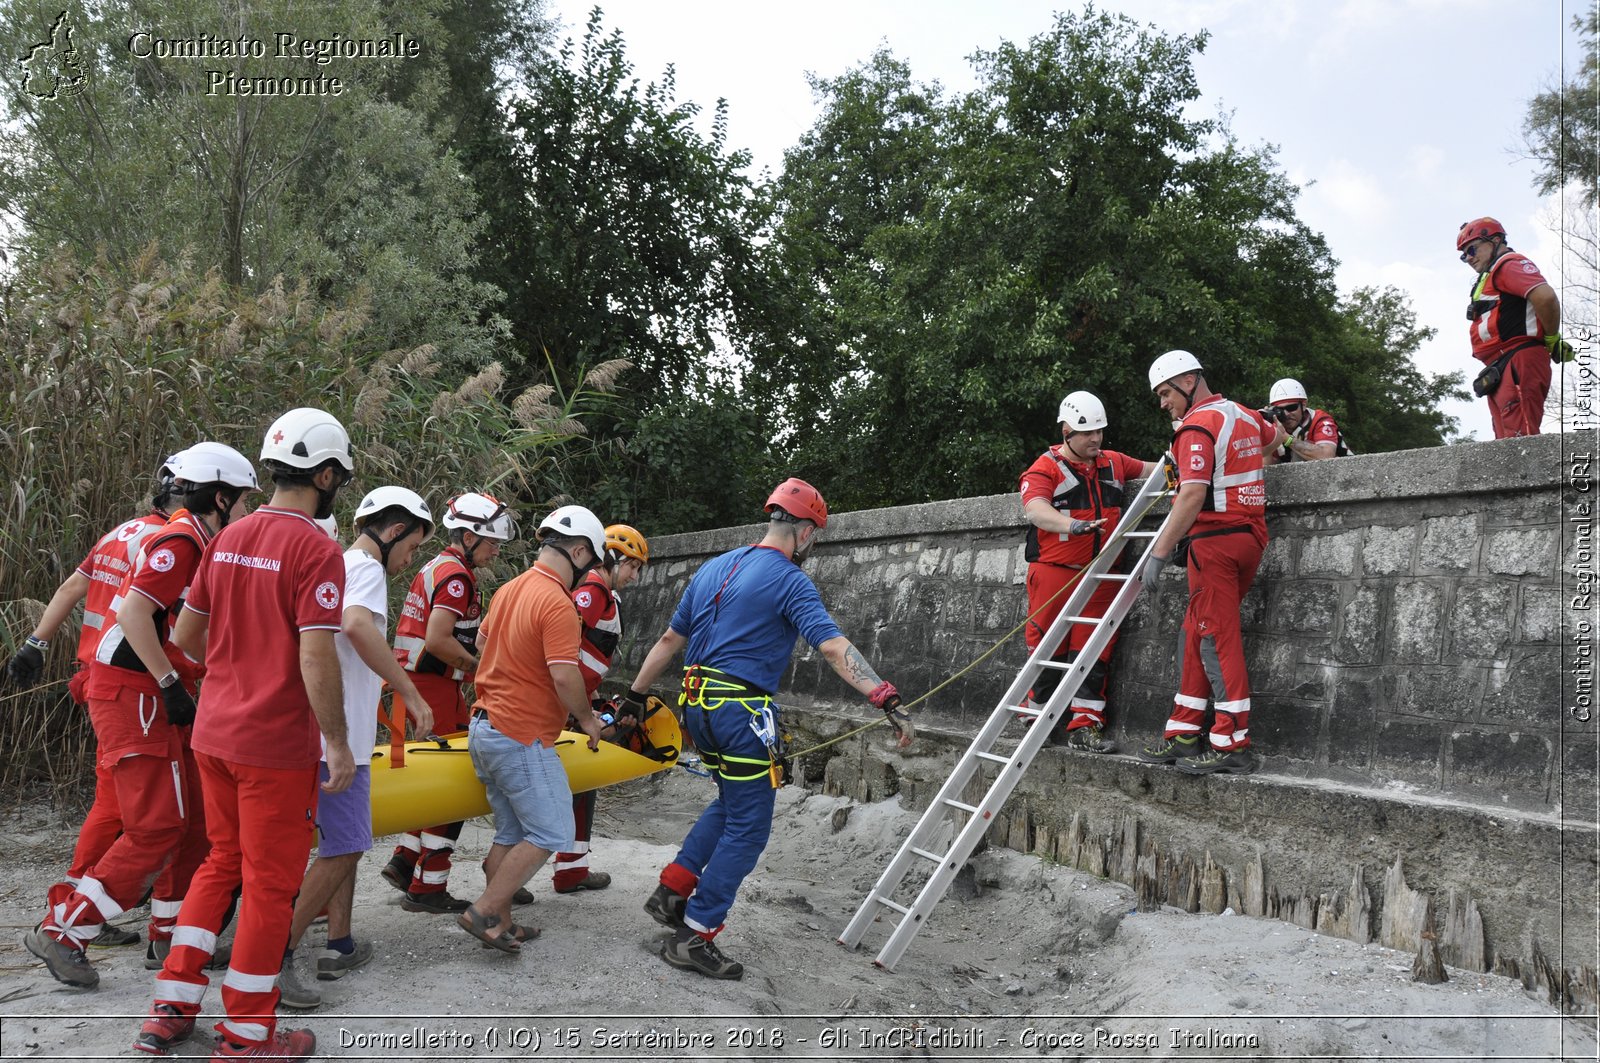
[471,561,582,747]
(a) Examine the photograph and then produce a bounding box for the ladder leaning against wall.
[838,471,1176,971]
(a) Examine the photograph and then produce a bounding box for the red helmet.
[1457,217,1505,251]
[765,477,828,529]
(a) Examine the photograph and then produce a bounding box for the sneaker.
[316,938,373,980]
[23,926,98,988]
[379,856,413,894]
[1137,734,1201,764]
[400,889,471,914]
[89,923,142,948]
[133,1004,195,1056]
[660,927,743,980]
[644,884,686,928]
[276,956,322,1010]
[1178,746,1260,776]
[210,1028,316,1060]
[1066,725,1118,754]
[555,870,612,894]
[144,937,231,971]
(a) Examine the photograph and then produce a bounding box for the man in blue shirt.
[618,478,912,980]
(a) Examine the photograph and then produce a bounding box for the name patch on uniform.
[315,581,341,609]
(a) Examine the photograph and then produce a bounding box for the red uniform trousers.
[152,752,320,1048]
[1163,527,1266,751]
[1486,345,1552,439]
[65,668,123,882]
[390,673,468,894]
[552,789,598,890]
[1025,561,1121,731]
[44,691,207,949]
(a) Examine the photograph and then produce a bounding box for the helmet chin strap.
[362,520,419,568]
[544,542,595,590]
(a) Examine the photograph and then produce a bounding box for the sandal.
[456,906,520,954]
[480,923,540,949]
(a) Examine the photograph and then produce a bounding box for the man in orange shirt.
[458,506,609,952]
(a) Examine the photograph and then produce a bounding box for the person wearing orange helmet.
[549,523,652,894]
[618,478,912,981]
[1457,216,1566,438]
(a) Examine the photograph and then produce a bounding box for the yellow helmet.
[604,523,649,564]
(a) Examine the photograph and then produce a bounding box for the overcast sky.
[543,0,1589,442]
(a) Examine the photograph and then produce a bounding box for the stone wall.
[612,430,1597,1006]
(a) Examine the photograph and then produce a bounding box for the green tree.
[1524,10,1598,208]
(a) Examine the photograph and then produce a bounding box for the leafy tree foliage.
[745,10,1463,511]
[1524,10,1598,208]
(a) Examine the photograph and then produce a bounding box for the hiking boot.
[133,1004,195,1055]
[316,938,373,980]
[1137,734,1201,764]
[24,927,98,987]
[555,870,612,894]
[379,856,414,894]
[660,927,744,980]
[276,956,322,1010]
[644,884,686,928]
[90,923,142,948]
[144,936,231,971]
[400,889,470,914]
[1178,746,1260,776]
[1066,725,1118,754]
[210,1027,316,1060]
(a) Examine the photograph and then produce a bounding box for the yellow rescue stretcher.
[368,698,681,838]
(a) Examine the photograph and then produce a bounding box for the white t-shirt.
[325,548,388,766]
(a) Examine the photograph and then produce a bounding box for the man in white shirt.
[277,488,436,1009]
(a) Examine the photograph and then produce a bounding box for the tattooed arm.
[818,636,884,698]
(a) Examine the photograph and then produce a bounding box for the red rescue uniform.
[152,505,343,1049]
[1276,407,1345,461]
[1018,446,1145,730]
[1164,396,1273,751]
[1467,251,1553,438]
[553,570,622,890]
[388,547,482,895]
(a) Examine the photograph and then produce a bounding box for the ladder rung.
[874,896,911,916]
[909,846,944,863]
[974,750,1010,765]
[942,798,980,815]
[1096,573,1130,581]
[1123,531,1157,538]
[1062,615,1099,625]
[1011,704,1045,717]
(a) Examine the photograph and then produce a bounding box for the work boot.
[144,937,231,971]
[644,884,686,928]
[316,938,373,980]
[400,889,471,914]
[209,1027,316,1060]
[133,1004,195,1056]
[482,858,534,905]
[89,923,142,948]
[379,855,413,893]
[1137,734,1200,764]
[660,927,744,980]
[276,955,322,1010]
[23,926,98,988]
[1178,746,1260,776]
[1066,725,1117,754]
[555,870,612,894]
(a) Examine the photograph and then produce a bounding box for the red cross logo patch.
[272,430,285,444]
[315,581,340,610]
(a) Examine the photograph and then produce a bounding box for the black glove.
[620,688,648,719]
[7,642,44,687]
[161,681,197,727]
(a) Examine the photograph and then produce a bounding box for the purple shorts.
[315,763,372,858]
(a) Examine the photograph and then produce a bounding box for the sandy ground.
[1,767,1594,1063]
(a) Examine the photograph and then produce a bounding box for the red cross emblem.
[272,430,285,443]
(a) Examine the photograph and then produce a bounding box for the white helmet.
[314,515,340,540]
[260,408,354,472]
[1269,378,1308,406]
[443,492,517,541]
[1057,391,1108,431]
[168,442,258,489]
[1148,349,1203,391]
[355,486,434,536]
[536,504,605,556]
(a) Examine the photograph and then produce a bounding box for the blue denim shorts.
[468,716,574,852]
[315,763,372,857]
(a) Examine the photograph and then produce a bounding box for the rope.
[785,481,1174,760]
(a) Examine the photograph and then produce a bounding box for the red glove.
[867,681,899,709]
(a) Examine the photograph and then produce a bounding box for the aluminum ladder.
[838,470,1174,971]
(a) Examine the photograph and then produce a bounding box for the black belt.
[472,707,488,721]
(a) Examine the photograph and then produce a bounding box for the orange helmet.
[765,477,828,529]
[604,523,649,564]
[1457,217,1505,251]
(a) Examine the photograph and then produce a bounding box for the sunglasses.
[1459,240,1491,263]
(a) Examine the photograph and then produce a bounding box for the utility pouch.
[1472,360,1504,398]
[1171,536,1192,567]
